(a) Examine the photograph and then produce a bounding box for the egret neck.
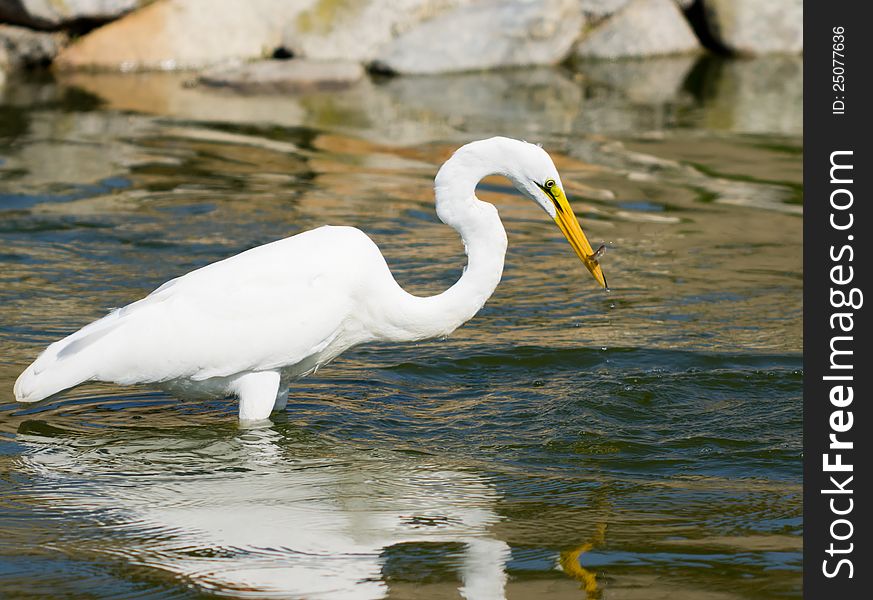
[376,142,514,342]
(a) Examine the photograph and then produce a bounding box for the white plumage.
[14,137,607,422]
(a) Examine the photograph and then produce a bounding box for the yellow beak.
[540,183,608,289]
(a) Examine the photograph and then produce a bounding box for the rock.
[575,0,701,58]
[0,24,67,72]
[0,0,139,30]
[579,0,630,18]
[54,0,312,71]
[703,0,802,55]
[374,0,583,74]
[283,0,473,63]
[199,59,365,93]
[578,0,692,19]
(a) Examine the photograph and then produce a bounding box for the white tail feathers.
[14,342,93,403]
[14,306,133,403]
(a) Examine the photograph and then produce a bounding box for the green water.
[0,56,801,599]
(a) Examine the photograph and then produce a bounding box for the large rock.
[575,0,700,58]
[199,59,365,94]
[283,0,472,63]
[0,0,139,29]
[0,24,66,72]
[54,0,312,71]
[374,0,583,75]
[703,0,802,55]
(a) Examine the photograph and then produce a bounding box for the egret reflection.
[19,424,511,599]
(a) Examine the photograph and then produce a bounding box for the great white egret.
[14,137,607,422]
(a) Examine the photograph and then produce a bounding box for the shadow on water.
[0,54,801,598]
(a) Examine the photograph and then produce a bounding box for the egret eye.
[544,179,556,189]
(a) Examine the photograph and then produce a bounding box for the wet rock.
[0,0,139,29]
[0,24,67,72]
[373,0,583,75]
[702,0,802,55]
[575,0,700,58]
[282,0,472,63]
[54,0,311,71]
[199,59,365,94]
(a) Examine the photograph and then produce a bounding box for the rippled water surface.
[0,56,801,599]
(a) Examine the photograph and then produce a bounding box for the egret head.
[500,138,608,289]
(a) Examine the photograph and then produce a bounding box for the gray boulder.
[283,0,473,63]
[374,0,583,74]
[703,0,802,55]
[0,24,66,73]
[55,0,475,72]
[575,0,701,58]
[199,59,365,94]
[0,0,139,29]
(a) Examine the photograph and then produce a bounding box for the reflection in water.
[18,425,511,599]
[560,525,607,599]
[557,482,612,599]
[46,55,802,143]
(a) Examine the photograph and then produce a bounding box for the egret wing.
[65,227,377,384]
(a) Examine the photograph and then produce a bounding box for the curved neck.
[374,144,510,342]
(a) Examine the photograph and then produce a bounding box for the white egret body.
[14,137,607,422]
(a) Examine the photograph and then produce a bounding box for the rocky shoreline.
[2,0,802,89]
